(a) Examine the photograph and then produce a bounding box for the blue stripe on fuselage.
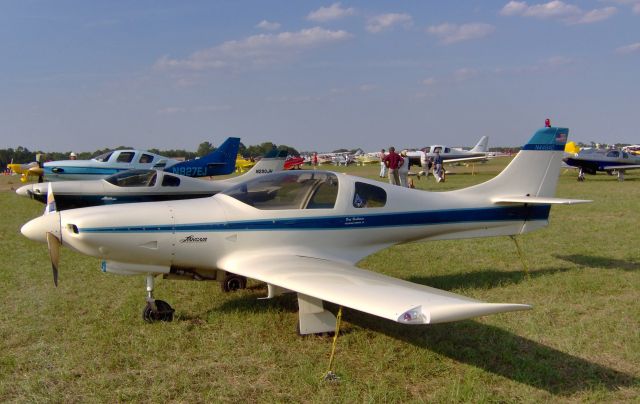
[44,167,124,176]
[78,205,551,234]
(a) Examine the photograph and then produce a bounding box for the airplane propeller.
[44,182,61,286]
[46,232,61,286]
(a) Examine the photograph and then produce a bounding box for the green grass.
[1,163,639,402]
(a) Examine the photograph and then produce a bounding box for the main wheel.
[221,274,247,292]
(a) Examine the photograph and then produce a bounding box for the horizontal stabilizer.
[492,196,592,205]
[219,253,531,325]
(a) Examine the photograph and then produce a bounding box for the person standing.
[378,149,387,178]
[398,150,410,187]
[433,150,444,183]
[383,147,403,186]
[312,152,318,169]
[419,151,430,178]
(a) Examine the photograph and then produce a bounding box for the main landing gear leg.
[296,293,336,336]
[142,274,174,323]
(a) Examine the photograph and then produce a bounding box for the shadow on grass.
[555,254,640,271]
[212,291,638,395]
[341,311,639,396]
[408,266,572,290]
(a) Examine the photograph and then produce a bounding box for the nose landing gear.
[142,274,174,322]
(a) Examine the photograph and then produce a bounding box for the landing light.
[399,308,425,324]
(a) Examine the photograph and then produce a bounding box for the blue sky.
[1,1,639,152]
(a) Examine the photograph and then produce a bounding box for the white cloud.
[453,68,479,81]
[500,1,529,15]
[422,77,436,86]
[500,1,617,24]
[603,0,640,14]
[307,3,355,22]
[359,84,377,92]
[155,27,352,71]
[256,20,281,31]
[615,42,640,54]
[573,7,617,23]
[366,13,413,33]
[427,22,495,44]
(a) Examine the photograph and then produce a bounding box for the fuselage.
[23,170,550,275]
[563,149,640,174]
[43,150,179,182]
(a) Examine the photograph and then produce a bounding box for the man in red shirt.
[382,146,404,186]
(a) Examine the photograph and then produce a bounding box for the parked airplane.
[21,126,589,335]
[406,135,489,164]
[235,154,256,173]
[563,148,640,181]
[42,137,240,182]
[7,161,43,183]
[16,150,287,210]
[284,156,305,170]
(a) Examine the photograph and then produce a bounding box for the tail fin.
[165,137,240,177]
[224,149,287,184]
[456,127,568,199]
[470,136,489,153]
[44,182,57,214]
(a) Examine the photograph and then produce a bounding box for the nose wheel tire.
[221,274,247,292]
[142,299,174,322]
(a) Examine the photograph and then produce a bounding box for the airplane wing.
[444,156,489,164]
[218,253,530,324]
[492,196,592,205]
[602,164,640,171]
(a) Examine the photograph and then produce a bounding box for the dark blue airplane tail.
[164,137,240,177]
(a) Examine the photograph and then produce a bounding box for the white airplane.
[21,126,589,335]
[16,150,287,210]
[406,135,490,171]
[42,137,240,181]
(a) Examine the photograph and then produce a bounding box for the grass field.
[1,161,639,402]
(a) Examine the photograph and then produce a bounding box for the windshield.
[105,169,158,187]
[94,151,113,162]
[223,171,338,210]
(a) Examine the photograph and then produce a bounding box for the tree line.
[0,141,300,168]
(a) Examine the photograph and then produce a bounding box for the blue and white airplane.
[42,137,240,181]
[21,126,589,335]
[16,150,287,210]
[563,148,640,181]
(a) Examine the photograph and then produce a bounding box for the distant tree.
[238,142,247,156]
[332,148,349,153]
[277,144,299,157]
[196,141,215,157]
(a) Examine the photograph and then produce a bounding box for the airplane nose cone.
[21,213,61,244]
[16,184,32,198]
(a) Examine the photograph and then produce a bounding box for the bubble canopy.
[222,171,339,210]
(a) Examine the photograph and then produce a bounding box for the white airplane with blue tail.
[42,137,240,181]
[21,126,590,335]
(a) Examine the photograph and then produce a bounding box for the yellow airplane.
[564,141,580,155]
[235,154,256,173]
[7,162,43,183]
